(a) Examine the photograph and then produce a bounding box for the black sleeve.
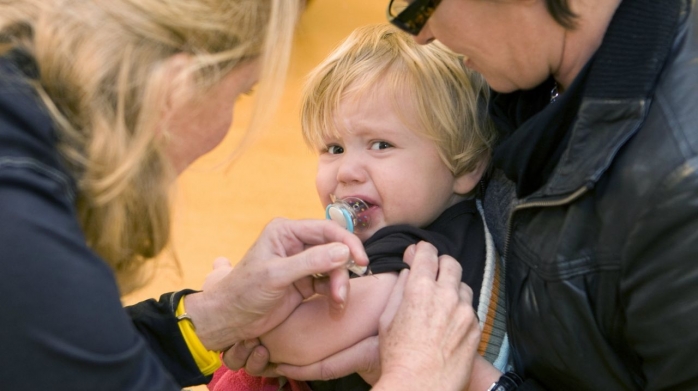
[361,226,419,276]
[125,290,211,387]
[0,160,197,390]
[0,55,206,389]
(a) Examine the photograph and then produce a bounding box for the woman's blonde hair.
[0,0,300,294]
[301,24,496,178]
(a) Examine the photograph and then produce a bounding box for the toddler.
[209,24,507,391]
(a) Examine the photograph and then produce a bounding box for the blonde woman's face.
[165,59,260,174]
[314,88,477,242]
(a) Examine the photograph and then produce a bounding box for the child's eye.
[370,141,393,150]
[327,145,344,154]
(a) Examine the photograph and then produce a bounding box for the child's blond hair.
[301,23,496,178]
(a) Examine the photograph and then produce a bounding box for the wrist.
[487,371,523,391]
[374,368,433,391]
[175,295,222,375]
[372,372,414,390]
[468,355,502,391]
[183,291,241,351]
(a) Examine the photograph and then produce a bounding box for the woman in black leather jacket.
[402,0,698,389]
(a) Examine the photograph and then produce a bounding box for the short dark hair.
[546,0,578,29]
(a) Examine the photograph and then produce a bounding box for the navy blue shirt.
[0,51,205,389]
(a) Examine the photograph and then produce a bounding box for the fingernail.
[338,285,347,304]
[330,245,349,262]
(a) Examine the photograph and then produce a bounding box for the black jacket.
[0,51,205,389]
[484,0,698,389]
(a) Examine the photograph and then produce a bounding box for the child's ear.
[453,158,489,195]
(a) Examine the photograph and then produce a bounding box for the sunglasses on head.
[387,0,441,36]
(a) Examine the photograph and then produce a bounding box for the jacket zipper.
[502,185,591,264]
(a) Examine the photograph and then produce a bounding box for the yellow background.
[122,2,386,389]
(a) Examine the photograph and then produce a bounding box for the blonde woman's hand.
[183,218,368,351]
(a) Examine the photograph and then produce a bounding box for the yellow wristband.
[176,297,222,375]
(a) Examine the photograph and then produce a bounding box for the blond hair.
[0,0,300,294]
[301,24,496,178]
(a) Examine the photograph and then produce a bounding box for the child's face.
[315,89,477,242]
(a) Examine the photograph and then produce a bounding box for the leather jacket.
[483,0,698,389]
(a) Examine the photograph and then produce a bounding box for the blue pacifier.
[325,195,371,234]
[323,195,371,276]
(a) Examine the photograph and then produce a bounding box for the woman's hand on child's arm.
[373,242,481,391]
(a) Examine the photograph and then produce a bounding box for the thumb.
[276,336,380,381]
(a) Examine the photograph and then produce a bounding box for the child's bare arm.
[260,272,398,366]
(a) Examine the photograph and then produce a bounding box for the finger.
[276,336,380,381]
[213,256,231,269]
[222,343,275,377]
[245,345,275,377]
[406,241,439,282]
[327,266,350,307]
[274,219,369,266]
[379,268,409,329]
[295,267,350,308]
[402,244,417,266]
[436,254,463,289]
[458,282,474,307]
[310,276,331,297]
[267,243,353,288]
[222,339,261,370]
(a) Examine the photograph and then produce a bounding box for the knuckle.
[265,217,287,231]
[319,363,339,381]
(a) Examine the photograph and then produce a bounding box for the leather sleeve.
[622,156,698,390]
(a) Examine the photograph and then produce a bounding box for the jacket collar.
[534,0,686,198]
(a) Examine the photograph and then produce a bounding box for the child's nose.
[336,151,366,185]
